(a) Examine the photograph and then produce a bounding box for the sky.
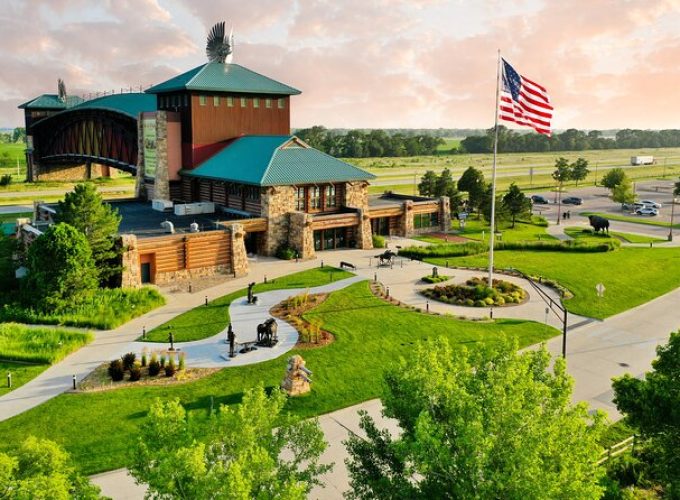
[2,0,680,130]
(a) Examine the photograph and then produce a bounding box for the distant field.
[436,137,462,152]
[0,143,27,180]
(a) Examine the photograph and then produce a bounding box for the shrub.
[372,234,386,248]
[121,352,136,371]
[422,274,450,284]
[108,359,125,381]
[531,215,549,227]
[0,175,12,187]
[275,245,297,260]
[423,277,526,308]
[165,357,176,377]
[159,355,166,368]
[148,360,161,376]
[141,352,147,367]
[129,365,142,382]
[178,352,186,371]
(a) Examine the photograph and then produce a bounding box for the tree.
[131,386,331,499]
[0,436,101,499]
[502,183,532,228]
[435,168,462,206]
[0,233,18,290]
[457,167,486,216]
[55,183,122,284]
[601,168,626,190]
[23,223,98,311]
[570,157,590,186]
[480,184,509,231]
[417,170,438,197]
[552,157,572,221]
[610,175,636,209]
[613,331,680,496]
[345,339,605,499]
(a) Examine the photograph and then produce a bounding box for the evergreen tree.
[417,170,438,197]
[24,223,98,311]
[345,339,605,499]
[502,183,532,228]
[55,183,122,284]
[435,168,462,206]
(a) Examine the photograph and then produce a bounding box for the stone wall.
[289,211,315,259]
[439,196,451,232]
[345,181,369,210]
[261,185,296,255]
[153,111,170,201]
[402,200,414,236]
[356,209,373,249]
[229,223,250,277]
[120,234,141,288]
[34,162,110,182]
[134,114,146,198]
[155,264,232,286]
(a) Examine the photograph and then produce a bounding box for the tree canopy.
[571,158,590,186]
[502,183,532,227]
[55,183,122,285]
[131,386,331,499]
[601,168,626,190]
[610,175,636,208]
[457,166,486,214]
[0,436,101,499]
[613,331,680,496]
[345,339,606,499]
[23,223,98,311]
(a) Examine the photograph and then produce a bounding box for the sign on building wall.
[143,117,157,178]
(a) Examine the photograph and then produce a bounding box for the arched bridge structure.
[30,93,157,177]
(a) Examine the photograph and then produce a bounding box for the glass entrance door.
[313,228,348,250]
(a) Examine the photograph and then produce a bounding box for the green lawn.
[564,226,665,244]
[0,280,557,474]
[0,362,49,397]
[581,211,680,230]
[0,212,31,223]
[430,247,680,318]
[144,266,354,342]
[452,217,554,243]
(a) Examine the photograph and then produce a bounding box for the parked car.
[531,195,550,204]
[562,196,583,205]
[639,199,662,209]
[635,207,659,216]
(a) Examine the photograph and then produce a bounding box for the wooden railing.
[597,435,636,466]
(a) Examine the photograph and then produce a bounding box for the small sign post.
[596,283,605,318]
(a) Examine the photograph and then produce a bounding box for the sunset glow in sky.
[2,0,679,130]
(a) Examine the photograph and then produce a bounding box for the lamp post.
[669,197,677,242]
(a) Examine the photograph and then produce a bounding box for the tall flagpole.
[488,50,502,287]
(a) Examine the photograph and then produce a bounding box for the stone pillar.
[229,224,249,277]
[120,234,141,288]
[356,209,373,249]
[402,200,414,237]
[134,113,146,199]
[289,211,315,259]
[154,111,170,201]
[261,186,296,256]
[439,196,451,232]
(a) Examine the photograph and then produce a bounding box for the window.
[325,185,336,208]
[199,95,207,106]
[228,183,241,196]
[253,97,260,108]
[213,96,220,106]
[265,98,272,108]
[277,98,285,109]
[245,186,260,200]
[227,96,234,107]
[310,186,321,209]
[240,97,247,108]
[296,187,305,211]
[413,212,440,229]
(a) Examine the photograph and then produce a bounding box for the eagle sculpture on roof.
[206,21,234,64]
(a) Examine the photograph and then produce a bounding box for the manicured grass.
[0,280,557,474]
[0,323,93,364]
[430,247,680,318]
[0,287,165,330]
[453,217,554,243]
[0,212,31,223]
[0,362,49,397]
[581,211,680,229]
[564,226,665,244]
[144,266,354,342]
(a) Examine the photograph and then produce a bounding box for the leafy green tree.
[55,182,122,284]
[417,170,438,197]
[0,436,102,499]
[0,233,18,290]
[610,175,636,209]
[480,184,510,231]
[345,339,606,500]
[601,168,626,190]
[131,386,331,499]
[435,168,462,206]
[502,183,532,228]
[457,166,486,216]
[613,331,680,497]
[23,223,98,311]
[570,157,590,186]
[552,157,572,220]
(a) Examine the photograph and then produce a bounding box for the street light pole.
[669,197,676,242]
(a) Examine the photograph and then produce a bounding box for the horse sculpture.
[588,215,610,234]
[256,318,278,347]
[375,249,396,267]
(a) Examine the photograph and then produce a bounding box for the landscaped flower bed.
[422,277,528,307]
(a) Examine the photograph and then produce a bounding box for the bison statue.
[588,215,610,234]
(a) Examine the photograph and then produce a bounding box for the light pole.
[669,197,676,242]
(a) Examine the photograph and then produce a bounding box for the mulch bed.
[269,293,335,349]
[76,363,219,392]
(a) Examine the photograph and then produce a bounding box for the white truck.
[630,155,654,166]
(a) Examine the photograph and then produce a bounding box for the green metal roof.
[69,93,157,118]
[185,135,375,186]
[18,94,83,110]
[146,63,301,96]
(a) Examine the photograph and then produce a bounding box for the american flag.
[499,58,553,136]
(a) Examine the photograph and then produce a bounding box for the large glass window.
[325,185,337,208]
[310,186,321,209]
[413,212,440,229]
[296,187,305,211]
